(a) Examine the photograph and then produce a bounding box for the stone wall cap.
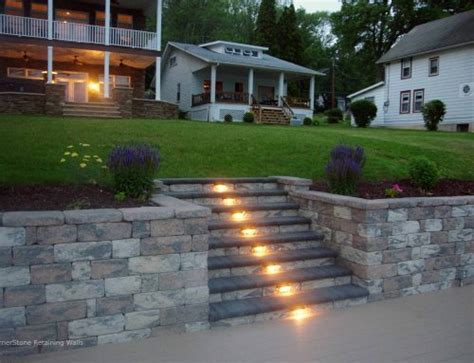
[151,194,211,218]
[291,190,474,209]
[0,92,45,96]
[120,207,175,221]
[133,98,177,106]
[64,209,123,224]
[2,211,64,226]
[270,176,312,186]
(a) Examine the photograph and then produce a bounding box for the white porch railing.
[0,14,159,51]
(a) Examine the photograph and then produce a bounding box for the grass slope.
[1,115,473,185]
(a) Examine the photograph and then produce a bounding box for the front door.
[258,86,275,105]
[56,72,88,103]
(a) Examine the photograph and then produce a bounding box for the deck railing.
[0,14,159,51]
[192,92,250,107]
[284,96,311,109]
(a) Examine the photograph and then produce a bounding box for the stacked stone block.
[291,191,474,301]
[0,202,210,356]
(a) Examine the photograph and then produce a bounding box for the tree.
[255,0,278,52]
[276,4,303,64]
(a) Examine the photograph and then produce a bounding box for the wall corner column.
[210,64,217,104]
[309,76,315,112]
[278,72,285,106]
[248,68,254,105]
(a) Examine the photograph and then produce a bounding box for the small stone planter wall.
[291,190,474,301]
[0,196,210,356]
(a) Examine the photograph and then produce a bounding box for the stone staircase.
[259,107,290,125]
[159,177,368,326]
[62,101,122,118]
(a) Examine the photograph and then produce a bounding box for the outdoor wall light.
[291,306,311,321]
[88,82,100,93]
[276,284,294,296]
[213,184,229,193]
[265,264,282,274]
[252,245,267,257]
[232,211,247,221]
[222,198,237,206]
[241,228,257,238]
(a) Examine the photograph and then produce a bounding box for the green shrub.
[312,117,320,126]
[422,100,446,131]
[224,114,233,123]
[303,117,313,126]
[408,157,439,190]
[351,100,377,128]
[107,144,160,199]
[243,112,255,123]
[324,108,343,124]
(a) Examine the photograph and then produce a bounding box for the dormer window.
[243,50,252,57]
[401,58,412,79]
[252,51,259,57]
[233,48,242,55]
[225,47,233,54]
[221,45,260,57]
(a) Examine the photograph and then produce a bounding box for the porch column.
[278,72,285,106]
[210,64,217,104]
[104,51,110,98]
[47,0,53,40]
[47,46,53,83]
[105,0,111,45]
[309,75,315,111]
[248,68,254,105]
[154,0,162,100]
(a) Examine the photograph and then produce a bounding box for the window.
[429,57,439,76]
[400,91,411,114]
[251,51,259,57]
[235,82,244,93]
[7,67,44,80]
[225,47,233,54]
[31,2,47,19]
[117,14,133,29]
[413,89,424,113]
[401,58,412,79]
[99,75,131,95]
[56,9,89,24]
[243,50,252,57]
[5,0,23,16]
[169,56,177,68]
[203,80,223,93]
[177,83,181,102]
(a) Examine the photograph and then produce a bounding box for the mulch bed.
[311,179,474,199]
[0,185,151,212]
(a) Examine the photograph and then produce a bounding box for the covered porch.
[190,64,316,123]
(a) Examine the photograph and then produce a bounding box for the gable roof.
[377,10,474,64]
[164,41,325,76]
[347,81,384,99]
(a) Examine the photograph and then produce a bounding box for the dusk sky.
[293,0,342,13]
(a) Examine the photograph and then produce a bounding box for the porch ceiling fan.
[22,51,31,63]
[73,56,84,66]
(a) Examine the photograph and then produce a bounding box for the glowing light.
[277,284,294,296]
[291,306,311,321]
[213,184,229,193]
[252,246,267,257]
[232,211,247,222]
[241,228,258,238]
[88,82,100,93]
[222,198,237,206]
[265,264,282,274]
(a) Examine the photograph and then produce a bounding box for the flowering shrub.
[385,184,403,198]
[107,144,160,199]
[325,145,365,195]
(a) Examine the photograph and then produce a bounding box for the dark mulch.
[0,185,151,212]
[311,179,474,199]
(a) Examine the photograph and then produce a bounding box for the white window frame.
[429,57,439,76]
[401,58,412,79]
[413,89,424,113]
[169,56,177,68]
[7,67,44,80]
[400,91,411,114]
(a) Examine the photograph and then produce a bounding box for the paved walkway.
[8,286,474,363]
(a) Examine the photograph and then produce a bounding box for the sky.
[293,0,342,13]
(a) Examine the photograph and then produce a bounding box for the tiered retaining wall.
[0,197,211,356]
[291,190,474,301]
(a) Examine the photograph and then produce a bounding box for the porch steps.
[259,107,290,125]
[62,102,122,118]
[157,177,369,326]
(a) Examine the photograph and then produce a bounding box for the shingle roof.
[377,10,474,64]
[167,42,324,76]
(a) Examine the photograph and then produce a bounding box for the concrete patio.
[7,285,473,363]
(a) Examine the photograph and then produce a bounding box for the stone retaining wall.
[132,99,179,119]
[0,92,45,115]
[291,190,474,302]
[0,197,211,356]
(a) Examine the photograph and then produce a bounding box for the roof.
[377,10,474,64]
[347,82,384,99]
[199,40,268,51]
[165,42,325,76]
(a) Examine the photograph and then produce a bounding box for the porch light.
[265,264,282,274]
[88,82,100,93]
[241,228,257,238]
[232,211,247,222]
[222,198,238,206]
[276,284,294,296]
[291,306,311,321]
[252,245,267,257]
[213,184,229,193]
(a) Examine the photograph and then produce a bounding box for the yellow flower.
[93,155,99,158]
[67,145,74,149]
[71,152,79,158]
[96,158,103,163]
[82,143,90,147]
[84,155,91,159]
[80,163,87,168]
[101,165,108,169]
[60,158,66,163]
[64,152,71,156]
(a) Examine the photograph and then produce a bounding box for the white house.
[349,11,474,132]
[160,40,324,123]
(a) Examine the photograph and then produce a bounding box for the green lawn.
[1,115,473,186]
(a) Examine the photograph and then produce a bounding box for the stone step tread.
[209,216,310,231]
[209,265,352,294]
[163,189,288,199]
[158,177,278,185]
[63,104,119,109]
[62,114,123,119]
[209,231,324,250]
[209,284,369,321]
[211,202,299,214]
[208,247,337,270]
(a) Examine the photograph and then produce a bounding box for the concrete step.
[210,202,299,221]
[209,284,369,322]
[208,239,322,257]
[157,177,280,193]
[63,112,123,119]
